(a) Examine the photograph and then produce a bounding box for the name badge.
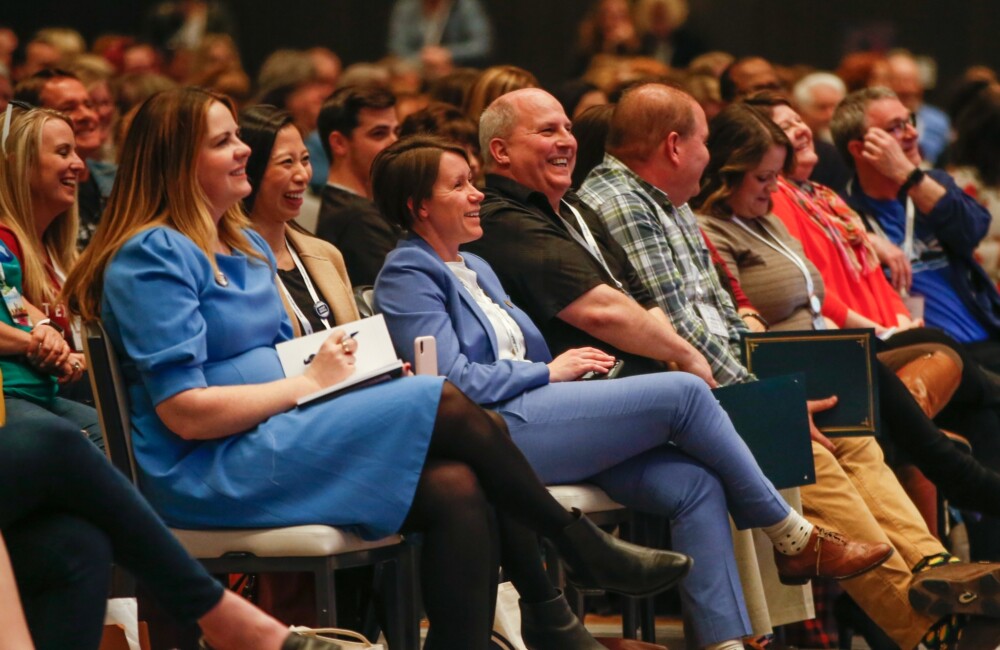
[697,302,729,338]
[2,284,30,327]
[808,294,826,330]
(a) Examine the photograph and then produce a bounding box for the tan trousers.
[800,435,944,649]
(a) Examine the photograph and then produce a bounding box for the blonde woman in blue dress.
[62,87,691,650]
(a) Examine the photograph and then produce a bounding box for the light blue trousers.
[496,371,789,646]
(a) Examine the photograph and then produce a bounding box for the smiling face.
[728,144,786,219]
[345,106,399,190]
[771,104,818,182]
[39,77,103,158]
[417,151,485,260]
[196,101,252,222]
[500,91,577,208]
[251,125,311,225]
[30,118,84,227]
[864,97,922,167]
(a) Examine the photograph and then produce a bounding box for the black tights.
[402,383,574,649]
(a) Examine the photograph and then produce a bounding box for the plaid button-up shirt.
[579,154,752,386]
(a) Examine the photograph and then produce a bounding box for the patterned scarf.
[776,176,879,282]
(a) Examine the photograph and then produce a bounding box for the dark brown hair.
[371,135,470,231]
[693,103,794,218]
[238,104,295,213]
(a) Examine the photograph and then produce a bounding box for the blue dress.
[101,227,443,539]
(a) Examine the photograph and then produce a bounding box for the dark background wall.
[7,0,1000,100]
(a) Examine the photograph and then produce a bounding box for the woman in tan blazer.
[240,106,360,335]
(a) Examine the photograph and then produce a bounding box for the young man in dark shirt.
[314,85,402,286]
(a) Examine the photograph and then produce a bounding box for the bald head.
[608,83,696,162]
[481,88,577,208]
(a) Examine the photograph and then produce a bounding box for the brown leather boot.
[894,350,962,419]
[773,527,894,585]
[909,561,1000,618]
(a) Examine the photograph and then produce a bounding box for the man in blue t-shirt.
[832,86,1000,373]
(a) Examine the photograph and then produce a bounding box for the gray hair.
[793,72,846,108]
[830,86,898,168]
[479,95,518,171]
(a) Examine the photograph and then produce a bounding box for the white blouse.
[447,258,528,361]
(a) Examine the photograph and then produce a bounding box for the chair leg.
[315,561,338,627]
[380,547,420,650]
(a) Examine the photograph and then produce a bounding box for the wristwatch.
[32,318,64,335]
[899,167,926,197]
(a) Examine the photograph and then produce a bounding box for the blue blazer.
[375,236,552,406]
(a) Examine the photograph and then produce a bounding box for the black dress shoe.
[520,590,604,649]
[552,509,692,598]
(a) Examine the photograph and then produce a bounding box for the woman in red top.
[743,93,916,335]
[0,107,84,364]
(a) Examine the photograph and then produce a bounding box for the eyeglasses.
[883,112,917,138]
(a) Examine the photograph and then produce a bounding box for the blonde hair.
[63,87,263,321]
[464,65,538,123]
[0,108,79,307]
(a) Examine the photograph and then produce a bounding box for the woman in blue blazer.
[373,136,890,650]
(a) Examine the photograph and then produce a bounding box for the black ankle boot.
[553,509,692,598]
[519,590,604,650]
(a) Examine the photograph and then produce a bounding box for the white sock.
[704,640,744,650]
[762,509,815,556]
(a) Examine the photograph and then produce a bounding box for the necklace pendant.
[215,271,229,287]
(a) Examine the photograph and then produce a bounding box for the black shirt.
[465,174,664,377]
[314,184,404,288]
[277,265,331,333]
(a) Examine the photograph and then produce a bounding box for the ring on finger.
[72,361,82,371]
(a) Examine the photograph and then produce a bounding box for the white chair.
[83,320,419,649]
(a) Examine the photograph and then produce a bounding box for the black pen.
[304,331,359,365]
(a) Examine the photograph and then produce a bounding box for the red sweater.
[771,190,908,328]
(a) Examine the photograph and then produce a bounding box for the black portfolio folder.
[713,374,815,489]
[740,329,880,437]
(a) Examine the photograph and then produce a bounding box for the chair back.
[83,320,138,484]
[354,285,377,318]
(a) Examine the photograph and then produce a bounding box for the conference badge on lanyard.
[809,294,826,330]
[2,284,30,327]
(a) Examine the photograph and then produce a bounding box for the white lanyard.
[732,217,824,322]
[277,239,332,335]
[903,196,916,261]
[560,201,625,291]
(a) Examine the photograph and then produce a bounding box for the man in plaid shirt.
[577,87,752,386]
[579,81,1000,650]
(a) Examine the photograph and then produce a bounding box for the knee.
[0,418,86,477]
[425,461,491,514]
[483,409,510,438]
